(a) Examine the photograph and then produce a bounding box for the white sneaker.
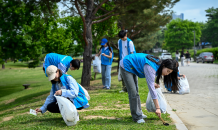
[119,90,125,93]
[142,114,147,119]
[137,119,145,124]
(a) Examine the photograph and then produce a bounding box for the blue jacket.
[44,53,73,76]
[119,38,136,60]
[123,53,160,78]
[60,74,88,109]
[101,47,114,65]
[40,74,89,114]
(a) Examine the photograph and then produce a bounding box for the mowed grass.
[0,62,176,130]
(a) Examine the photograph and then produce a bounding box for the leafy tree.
[0,0,58,68]
[164,18,202,52]
[203,7,218,47]
[59,0,175,87]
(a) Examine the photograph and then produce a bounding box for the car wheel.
[207,61,210,63]
[203,60,205,63]
[211,62,213,64]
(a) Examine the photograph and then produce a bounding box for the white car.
[159,53,172,60]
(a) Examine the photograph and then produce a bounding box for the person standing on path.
[96,38,114,90]
[185,51,191,66]
[118,30,136,93]
[175,50,180,62]
[120,53,179,123]
[43,53,80,77]
[180,51,185,66]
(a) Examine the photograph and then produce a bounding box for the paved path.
[163,62,218,130]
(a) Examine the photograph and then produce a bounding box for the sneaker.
[106,87,110,90]
[119,90,125,93]
[137,119,145,124]
[168,91,172,93]
[103,86,106,89]
[142,114,147,119]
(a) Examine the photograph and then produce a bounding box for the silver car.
[196,52,214,63]
[159,53,172,60]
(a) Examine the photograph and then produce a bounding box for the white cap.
[46,65,57,81]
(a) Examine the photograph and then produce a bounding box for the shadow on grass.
[0,90,49,113]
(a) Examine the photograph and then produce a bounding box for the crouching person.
[35,65,89,115]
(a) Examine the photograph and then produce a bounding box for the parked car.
[196,52,214,63]
[159,53,172,60]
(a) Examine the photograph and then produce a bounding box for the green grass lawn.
[0,62,175,130]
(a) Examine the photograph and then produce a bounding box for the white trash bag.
[93,56,101,73]
[78,83,90,100]
[118,66,122,82]
[179,77,190,94]
[146,88,167,114]
[54,95,78,126]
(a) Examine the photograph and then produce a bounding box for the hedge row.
[191,47,218,60]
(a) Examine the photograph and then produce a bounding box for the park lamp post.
[193,31,196,61]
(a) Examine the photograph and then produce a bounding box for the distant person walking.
[180,51,185,66]
[175,50,180,62]
[118,30,136,93]
[96,38,114,89]
[185,51,191,66]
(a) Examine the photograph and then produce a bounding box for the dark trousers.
[47,102,60,113]
[47,101,84,113]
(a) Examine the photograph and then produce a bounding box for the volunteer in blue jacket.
[120,53,179,123]
[43,53,80,77]
[35,65,89,114]
[96,38,114,89]
[118,30,136,93]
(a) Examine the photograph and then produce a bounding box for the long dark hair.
[147,55,180,92]
[176,50,179,54]
[99,42,112,53]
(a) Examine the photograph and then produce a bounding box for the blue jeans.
[101,64,112,88]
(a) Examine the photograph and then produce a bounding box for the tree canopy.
[202,7,218,47]
[164,18,202,52]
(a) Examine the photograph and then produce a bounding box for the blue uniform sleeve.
[58,63,67,74]
[40,87,55,114]
[61,76,79,99]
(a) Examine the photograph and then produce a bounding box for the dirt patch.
[111,72,118,76]
[112,66,118,70]
[84,116,116,120]
[4,99,15,104]
[83,85,104,90]
[3,116,13,122]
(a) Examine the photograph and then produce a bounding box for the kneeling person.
[36,65,89,114]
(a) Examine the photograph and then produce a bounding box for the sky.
[171,0,218,23]
[58,0,218,22]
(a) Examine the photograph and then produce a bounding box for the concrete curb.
[167,103,188,130]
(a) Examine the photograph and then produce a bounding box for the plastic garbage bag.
[54,95,78,126]
[93,56,101,73]
[118,66,122,82]
[179,77,190,94]
[146,88,167,114]
[78,83,90,100]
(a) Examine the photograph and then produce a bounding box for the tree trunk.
[81,1,93,88]
[2,63,5,69]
